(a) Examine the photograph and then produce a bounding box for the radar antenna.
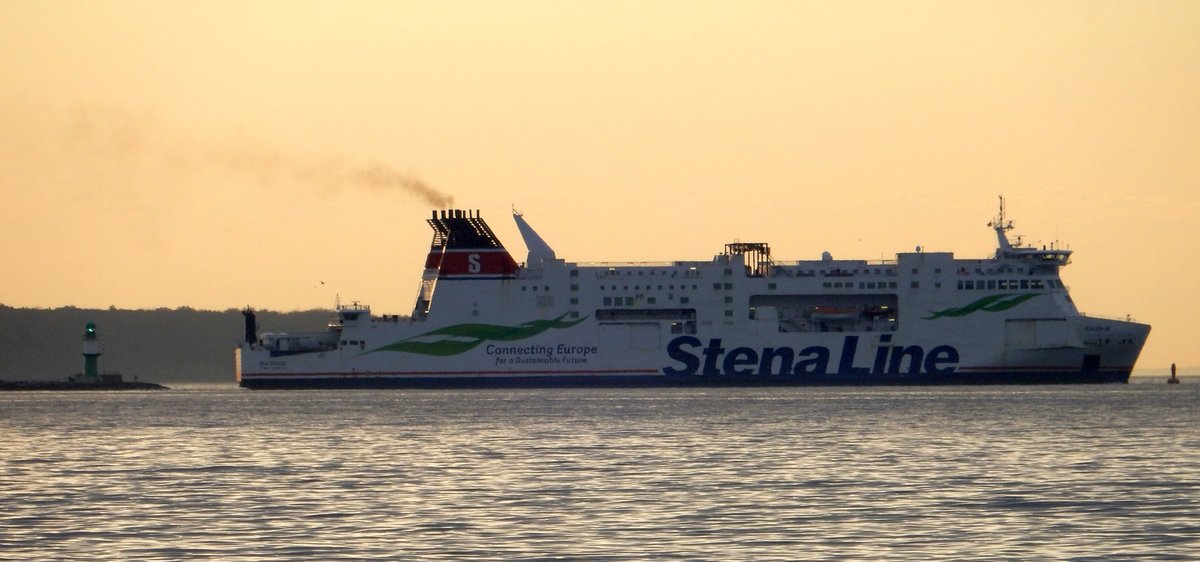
[990,195,1013,233]
[990,195,1016,254]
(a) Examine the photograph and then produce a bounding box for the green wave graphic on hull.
[369,314,589,356]
[924,293,1040,319]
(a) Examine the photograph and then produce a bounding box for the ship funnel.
[513,209,556,266]
[242,307,258,345]
[423,208,519,279]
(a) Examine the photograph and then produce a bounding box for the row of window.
[956,266,1034,275]
[575,264,1047,281]
[828,268,896,276]
[599,268,697,277]
[957,279,1064,291]
[522,284,707,292]
[601,284,700,291]
[525,277,1061,295]
[824,281,901,290]
[603,296,692,306]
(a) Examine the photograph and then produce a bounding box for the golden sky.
[1,0,1197,371]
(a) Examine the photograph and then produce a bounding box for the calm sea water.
[1,380,1197,561]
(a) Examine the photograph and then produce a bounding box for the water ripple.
[0,383,1197,560]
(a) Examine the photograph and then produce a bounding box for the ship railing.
[770,269,818,277]
[773,259,898,267]
[579,262,701,278]
[1079,312,1138,323]
[578,261,679,267]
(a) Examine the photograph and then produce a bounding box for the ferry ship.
[236,199,1149,388]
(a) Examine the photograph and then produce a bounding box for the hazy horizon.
[2,1,1197,371]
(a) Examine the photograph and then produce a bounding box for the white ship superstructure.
[236,199,1149,387]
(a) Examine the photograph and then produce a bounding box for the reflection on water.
[1,382,1198,560]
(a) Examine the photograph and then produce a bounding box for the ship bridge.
[990,196,1072,271]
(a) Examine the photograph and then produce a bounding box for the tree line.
[0,305,333,383]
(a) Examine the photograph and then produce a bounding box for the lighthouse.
[0,321,166,390]
[80,322,102,382]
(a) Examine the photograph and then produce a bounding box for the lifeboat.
[811,306,859,321]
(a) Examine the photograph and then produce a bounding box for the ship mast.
[990,195,1015,255]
